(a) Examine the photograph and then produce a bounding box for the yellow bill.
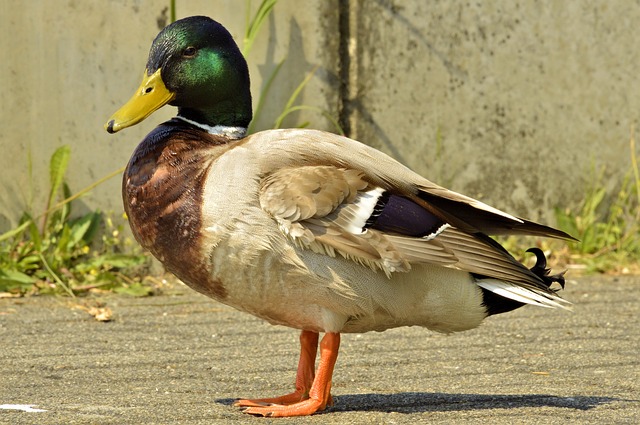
[105,69,175,133]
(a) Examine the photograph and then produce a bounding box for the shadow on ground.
[218,392,624,414]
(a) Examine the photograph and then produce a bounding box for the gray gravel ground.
[1,275,638,424]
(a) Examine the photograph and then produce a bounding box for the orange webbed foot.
[233,390,309,408]
[236,331,340,417]
[240,397,328,417]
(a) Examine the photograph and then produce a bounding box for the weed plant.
[0,146,149,296]
[503,132,640,275]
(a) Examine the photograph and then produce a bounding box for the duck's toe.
[240,397,329,417]
[234,391,309,407]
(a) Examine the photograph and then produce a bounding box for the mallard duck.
[105,16,572,417]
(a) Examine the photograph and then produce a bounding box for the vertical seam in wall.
[338,0,351,137]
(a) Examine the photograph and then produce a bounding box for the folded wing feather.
[258,163,565,301]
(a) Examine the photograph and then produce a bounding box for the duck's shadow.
[330,392,624,413]
[218,392,625,414]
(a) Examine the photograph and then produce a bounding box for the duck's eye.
[182,46,197,57]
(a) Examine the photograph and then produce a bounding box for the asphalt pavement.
[1,275,638,424]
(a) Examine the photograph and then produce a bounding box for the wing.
[260,165,428,275]
[258,164,561,298]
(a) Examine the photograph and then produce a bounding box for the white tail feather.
[476,278,572,310]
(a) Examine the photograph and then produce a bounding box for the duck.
[105,15,573,417]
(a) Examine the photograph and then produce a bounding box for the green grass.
[556,131,640,273]
[0,146,151,297]
[502,131,640,275]
[243,0,343,135]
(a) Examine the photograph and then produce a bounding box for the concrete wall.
[1,0,637,233]
[344,0,638,221]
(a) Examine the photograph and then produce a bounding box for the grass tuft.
[502,129,640,275]
[0,146,151,297]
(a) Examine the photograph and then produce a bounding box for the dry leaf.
[86,306,113,322]
[72,301,114,322]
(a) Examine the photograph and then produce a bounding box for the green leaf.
[61,182,72,222]
[114,282,153,297]
[56,223,72,255]
[81,211,102,245]
[78,253,147,273]
[242,0,279,57]
[17,255,41,270]
[274,66,319,129]
[248,58,285,134]
[102,253,147,269]
[0,219,31,243]
[27,217,42,251]
[0,269,37,289]
[48,145,71,207]
[69,213,97,246]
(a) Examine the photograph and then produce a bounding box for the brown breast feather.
[123,123,232,300]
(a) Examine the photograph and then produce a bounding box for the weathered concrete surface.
[1,276,638,424]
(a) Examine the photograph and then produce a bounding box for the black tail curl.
[526,247,566,290]
[480,247,567,316]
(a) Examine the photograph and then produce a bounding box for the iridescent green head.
[106,16,252,133]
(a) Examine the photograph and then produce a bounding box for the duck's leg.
[239,332,341,417]
[234,330,319,407]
